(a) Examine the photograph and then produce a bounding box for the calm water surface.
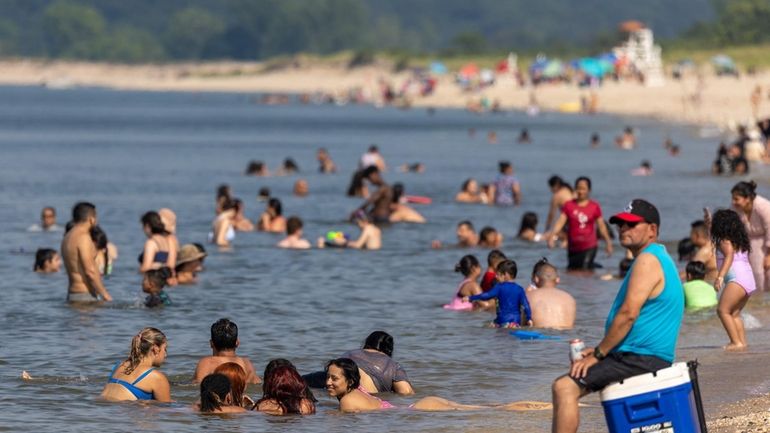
[1,86,769,432]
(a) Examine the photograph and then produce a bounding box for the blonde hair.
[124,327,166,374]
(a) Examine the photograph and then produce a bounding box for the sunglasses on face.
[618,221,642,228]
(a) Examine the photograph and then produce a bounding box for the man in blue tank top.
[551,199,684,433]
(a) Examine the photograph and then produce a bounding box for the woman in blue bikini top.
[101,327,172,402]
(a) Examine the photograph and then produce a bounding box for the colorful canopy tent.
[618,20,645,32]
[574,57,614,77]
[711,54,736,72]
[430,61,447,75]
[541,60,564,78]
[458,63,480,78]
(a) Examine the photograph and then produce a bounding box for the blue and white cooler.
[600,362,705,433]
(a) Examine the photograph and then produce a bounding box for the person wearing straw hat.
[175,244,207,285]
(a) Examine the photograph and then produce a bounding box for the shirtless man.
[193,318,261,384]
[526,260,576,329]
[430,221,479,249]
[277,216,311,249]
[61,202,112,302]
[545,176,574,231]
[690,220,718,283]
[347,212,381,249]
[354,166,393,224]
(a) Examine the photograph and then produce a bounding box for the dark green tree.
[42,0,107,58]
[164,7,226,59]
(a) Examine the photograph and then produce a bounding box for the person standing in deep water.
[61,202,112,302]
[101,327,170,402]
[547,176,613,270]
[138,211,176,275]
[493,161,522,206]
[353,166,393,224]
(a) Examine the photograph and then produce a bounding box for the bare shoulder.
[256,399,283,414]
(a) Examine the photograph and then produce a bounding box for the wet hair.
[548,176,568,189]
[363,331,394,357]
[575,176,592,190]
[461,178,475,192]
[619,258,633,278]
[641,160,651,169]
[124,327,166,375]
[591,133,600,142]
[214,362,246,408]
[677,237,696,262]
[286,216,303,235]
[487,249,507,267]
[90,226,110,274]
[347,170,367,197]
[686,261,706,280]
[392,183,404,203]
[325,358,360,392]
[479,226,498,244]
[518,212,538,236]
[710,209,751,253]
[262,358,317,402]
[34,248,57,271]
[457,220,474,231]
[217,184,231,200]
[368,145,379,153]
[495,259,518,278]
[200,373,231,413]
[145,267,172,291]
[731,181,757,200]
[690,220,708,237]
[245,160,265,175]
[141,211,170,235]
[532,257,557,281]
[362,165,379,179]
[72,202,96,223]
[268,198,283,216]
[233,198,244,212]
[258,187,271,199]
[221,198,237,211]
[498,161,511,173]
[256,365,315,414]
[283,158,299,172]
[455,254,480,277]
[351,209,369,224]
[211,318,238,350]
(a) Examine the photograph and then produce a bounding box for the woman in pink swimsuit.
[325,358,552,412]
[710,209,756,351]
[444,255,484,311]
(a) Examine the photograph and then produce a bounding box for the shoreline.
[2,59,768,130]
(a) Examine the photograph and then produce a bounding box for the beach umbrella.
[459,63,479,78]
[618,20,645,32]
[541,60,563,78]
[430,61,447,75]
[711,54,737,74]
[578,58,605,77]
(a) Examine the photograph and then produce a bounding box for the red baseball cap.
[609,199,660,226]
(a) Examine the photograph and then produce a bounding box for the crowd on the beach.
[25,123,770,432]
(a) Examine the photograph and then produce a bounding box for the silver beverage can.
[570,339,585,362]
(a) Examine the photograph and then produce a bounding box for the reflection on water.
[1,86,768,432]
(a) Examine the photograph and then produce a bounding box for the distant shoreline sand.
[2,59,769,130]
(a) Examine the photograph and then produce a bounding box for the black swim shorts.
[572,351,671,393]
[567,247,597,270]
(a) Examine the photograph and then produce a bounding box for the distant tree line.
[0,0,723,63]
[679,0,770,46]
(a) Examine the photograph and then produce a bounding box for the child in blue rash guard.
[465,260,532,328]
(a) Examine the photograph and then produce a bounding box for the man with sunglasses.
[551,199,684,433]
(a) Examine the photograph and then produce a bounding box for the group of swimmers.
[99,319,551,414]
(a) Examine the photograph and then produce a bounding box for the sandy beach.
[2,58,769,129]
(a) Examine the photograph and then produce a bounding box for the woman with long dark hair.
[731,180,770,292]
[138,211,176,274]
